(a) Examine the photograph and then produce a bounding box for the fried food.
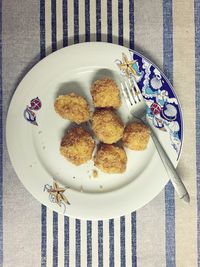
[54,93,90,124]
[91,78,121,109]
[94,144,127,173]
[122,122,150,150]
[60,127,95,165]
[92,109,124,144]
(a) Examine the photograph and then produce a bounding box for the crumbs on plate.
[93,169,98,178]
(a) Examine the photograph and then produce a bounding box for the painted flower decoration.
[24,97,42,126]
[30,97,42,110]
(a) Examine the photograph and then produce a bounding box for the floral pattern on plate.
[116,51,183,159]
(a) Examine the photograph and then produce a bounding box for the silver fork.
[121,77,190,203]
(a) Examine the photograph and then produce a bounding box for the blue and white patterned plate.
[6,43,183,220]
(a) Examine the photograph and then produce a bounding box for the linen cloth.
[1,0,200,266]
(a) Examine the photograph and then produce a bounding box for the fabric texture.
[1,0,199,266]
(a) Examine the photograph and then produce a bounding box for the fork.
[121,77,190,203]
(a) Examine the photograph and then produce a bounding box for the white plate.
[6,42,183,220]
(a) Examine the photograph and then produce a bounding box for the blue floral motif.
[117,50,183,159]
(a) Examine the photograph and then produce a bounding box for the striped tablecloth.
[1,0,200,266]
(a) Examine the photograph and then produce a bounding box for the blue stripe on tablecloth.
[40,0,46,59]
[74,0,79,43]
[53,212,58,267]
[40,1,46,267]
[109,219,114,267]
[131,212,137,267]
[75,219,81,267]
[129,0,134,50]
[64,216,69,267]
[0,0,2,264]
[85,0,90,42]
[63,0,68,47]
[163,0,173,83]
[87,221,92,267]
[98,221,103,267]
[96,0,101,41]
[195,0,200,265]
[163,1,175,266]
[107,0,112,43]
[118,0,123,45]
[41,205,47,267]
[51,0,57,51]
[120,216,126,267]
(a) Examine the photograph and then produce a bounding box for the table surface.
[1,0,200,266]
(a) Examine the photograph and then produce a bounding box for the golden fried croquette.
[54,93,90,124]
[60,127,95,165]
[91,78,121,109]
[92,109,124,144]
[94,144,127,173]
[122,122,150,150]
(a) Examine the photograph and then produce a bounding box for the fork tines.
[120,77,142,106]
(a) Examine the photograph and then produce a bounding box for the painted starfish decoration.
[44,181,70,207]
[118,53,138,78]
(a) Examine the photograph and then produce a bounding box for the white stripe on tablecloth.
[103,220,110,266]
[90,0,96,37]
[68,0,74,45]
[45,0,52,55]
[46,209,53,267]
[112,0,118,44]
[114,218,120,267]
[101,0,107,42]
[56,0,63,49]
[123,0,130,48]
[80,219,87,266]
[173,0,197,266]
[134,1,166,267]
[58,214,65,267]
[69,218,76,267]
[79,0,85,43]
[92,221,98,267]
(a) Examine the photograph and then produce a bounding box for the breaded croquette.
[122,122,150,150]
[60,127,95,165]
[92,109,124,144]
[54,93,90,124]
[94,144,127,173]
[91,78,121,109]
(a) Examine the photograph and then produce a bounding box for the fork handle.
[150,131,190,203]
